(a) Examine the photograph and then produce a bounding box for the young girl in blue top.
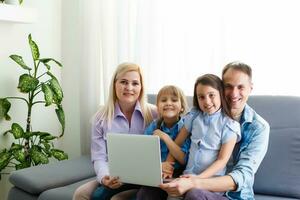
[136,85,191,200]
[166,74,241,200]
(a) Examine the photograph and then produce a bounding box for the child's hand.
[162,161,174,178]
[153,129,168,141]
[101,175,123,189]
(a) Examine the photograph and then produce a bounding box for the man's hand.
[180,174,196,178]
[101,175,123,189]
[160,177,194,197]
[162,161,174,178]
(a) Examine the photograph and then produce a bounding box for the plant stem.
[24,91,33,164]
[33,89,42,98]
[37,71,47,79]
[5,97,29,106]
[32,101,45,105]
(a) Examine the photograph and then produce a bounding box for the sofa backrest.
[148,94,300,198]
[248,96,300,199]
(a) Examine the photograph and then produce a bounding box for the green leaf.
[0,98,11,121]
[49,78,63,104]
[13,150,26,162]
[41,83,53,106]
[39,58,62,68]
[51,149,68,161]
[43,135,57,141]
[42,142,51,151]
[23,132,34,139]
[0,149,6,157]
[28,34,40,61]
[15,161,30,170]
[29,149,40,165]
[18,74,39,93]
[38,132,51,138]
[44,63,51,70]
[10,143,23,151]
[39,153,49,164]
[5,115,11,121]
[0,150,11,171]
[55,105,65,137]
[11,123,24,139]
[30,148,49,165]
[9,55,32,70]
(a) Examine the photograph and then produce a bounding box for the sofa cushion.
[253,128,300,199]
[248,96,300,129]
[9,155,95,194]
[248,96,300,199]
[38,177,96,200]
[255,194,300,200]
[8,187,38,200]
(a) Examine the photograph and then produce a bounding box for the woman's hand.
[162,161,174,178]
[101,175,123,189]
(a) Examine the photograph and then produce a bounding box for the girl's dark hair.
[193,74,232,118]
[156,85,188,129]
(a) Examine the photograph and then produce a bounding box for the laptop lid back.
[107,133,162,187]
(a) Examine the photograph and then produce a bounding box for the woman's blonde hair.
[96,62,154,126]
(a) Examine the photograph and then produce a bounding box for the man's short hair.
[222,61,252,81]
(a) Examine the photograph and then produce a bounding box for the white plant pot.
[5,0,19,5]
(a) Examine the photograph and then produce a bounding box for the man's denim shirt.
[226,104,270,200]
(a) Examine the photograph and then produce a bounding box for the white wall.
[0,1,66,199]
[60,0,82,156]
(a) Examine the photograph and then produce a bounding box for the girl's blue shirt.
[144,117,191,168]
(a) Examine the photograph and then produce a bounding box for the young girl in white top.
[167,74,241,200]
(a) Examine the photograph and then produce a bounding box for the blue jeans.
[136,186,167,200]
[91,184,140,200]
[184,189,228,200]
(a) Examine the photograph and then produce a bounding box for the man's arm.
[229,119,270,192]
[160,175,236,196]
[191,175,236,192]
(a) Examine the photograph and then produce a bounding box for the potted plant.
[0,34,68,180]
[4,0,22,5]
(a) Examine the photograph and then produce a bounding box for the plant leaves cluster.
[0,34,68,180]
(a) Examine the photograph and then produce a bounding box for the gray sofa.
[8,95,300,200]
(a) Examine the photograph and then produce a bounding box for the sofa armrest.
[9,155,95,195]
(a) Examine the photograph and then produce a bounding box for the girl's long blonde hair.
[96,62,155,127]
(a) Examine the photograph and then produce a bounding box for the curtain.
[79,0,300,153]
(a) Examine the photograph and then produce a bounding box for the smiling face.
[196,83,221,115]
[223,68,253,116]
[115,71,142,108]
[157,93,182,124]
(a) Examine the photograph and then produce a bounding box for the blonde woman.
[73,62,157,200]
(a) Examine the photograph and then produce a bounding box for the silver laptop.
[107,133,163,187]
